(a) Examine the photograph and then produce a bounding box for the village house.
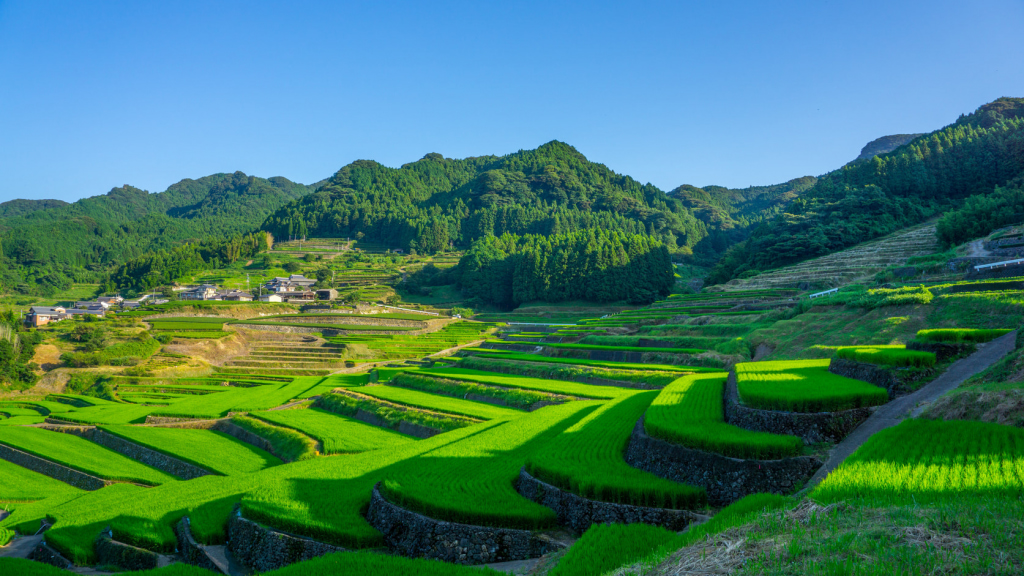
[26,306,66,327]
[316,288,338,301]
[258,293,283,303]
[179,285,219,301]
[219,290,253,301]
[265,274,316,293]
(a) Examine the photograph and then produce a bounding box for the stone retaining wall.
[0,442,108,490]
[365,483,559,565]
[457,357,658,390]
[515,468,702,534]
[723,372,873,444]
[95,535,159,571]
[267,316,427,329]
[238,323,433,337]
[228,507,343,573]
[209,420,281,459]
[906,340,975,362]
[827,359,934,397]
[27,542,74,569]
[90,429,212,480]
[624,419,821,506]
[175,517,221,573]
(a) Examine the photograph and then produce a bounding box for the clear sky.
[1,0,1022,202]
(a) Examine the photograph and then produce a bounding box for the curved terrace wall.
[723,372,873,444]
[227,506,343,573]
[625,418,820,506]
[827,359,933,397]
[0,442,108,491]
[365,483,560,565]
[515,468,703,534]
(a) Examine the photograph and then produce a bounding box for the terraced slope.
[724,222,939,290]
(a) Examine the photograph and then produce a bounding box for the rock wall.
[175,517,222,573]
[27,542,74,569]
[624,419,821,506]
[94,535,159,571]
[723,373,873,444]
[906,340,975,362]
[209,420,281,459]
[90,429,212,480]
[827,359,933,397]
[0,442,108,490]
[515,469,702,534]
[227,507,343,573]
[365,483,559,565]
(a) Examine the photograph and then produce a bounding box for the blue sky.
[1,0,1022,202]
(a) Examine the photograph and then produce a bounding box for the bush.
[229,414,317,462]
[916,328,1013,343]
[835,346,935,367]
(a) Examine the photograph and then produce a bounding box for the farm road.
[803,330,1017,492]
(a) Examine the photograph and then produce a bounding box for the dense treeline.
[0,172,314,295]
[104,232,270,293]
[936,183,1024,247]
[708,98,1024,283]
[262,142,725,257]
[456,230,674,308]
[0,312,41,390]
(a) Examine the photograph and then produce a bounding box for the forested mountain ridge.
[261,141,743,258]
[707,97,1024,284]
[0,198,70,218]
[852,134,924,163]
[0,172,316,295]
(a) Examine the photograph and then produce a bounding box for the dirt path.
[967,239,991,257]
[803,330,1017,492]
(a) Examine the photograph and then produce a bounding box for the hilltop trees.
[457,230,673,308]
[708,98,1024,283]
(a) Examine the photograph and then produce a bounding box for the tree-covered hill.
[0,199,70,218]
[851,134,924,163]
[707,97,1024,284]
[0,172,316,295]
[260,141,769,259]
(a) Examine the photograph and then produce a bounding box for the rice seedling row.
[525,392,706,509]
[644,373,803,460]
[735,360,889,412]
[0,427,176,485]
[251,408,415,454]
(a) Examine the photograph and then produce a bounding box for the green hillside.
[260,141,745,258]
[708,97,1024,284]
[0,172,317,295]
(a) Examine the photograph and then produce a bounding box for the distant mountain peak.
[853,134,924,163]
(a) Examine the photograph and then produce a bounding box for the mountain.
[707,97,1024,284]
[0,199,70,218]
[0,172,317,295]
[260,141,804,262]
[852,134,924,163]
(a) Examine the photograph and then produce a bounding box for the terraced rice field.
[724,222,939,290]
[0,427,176,485]
[813,419,1024,504]
[735,360,889,412]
